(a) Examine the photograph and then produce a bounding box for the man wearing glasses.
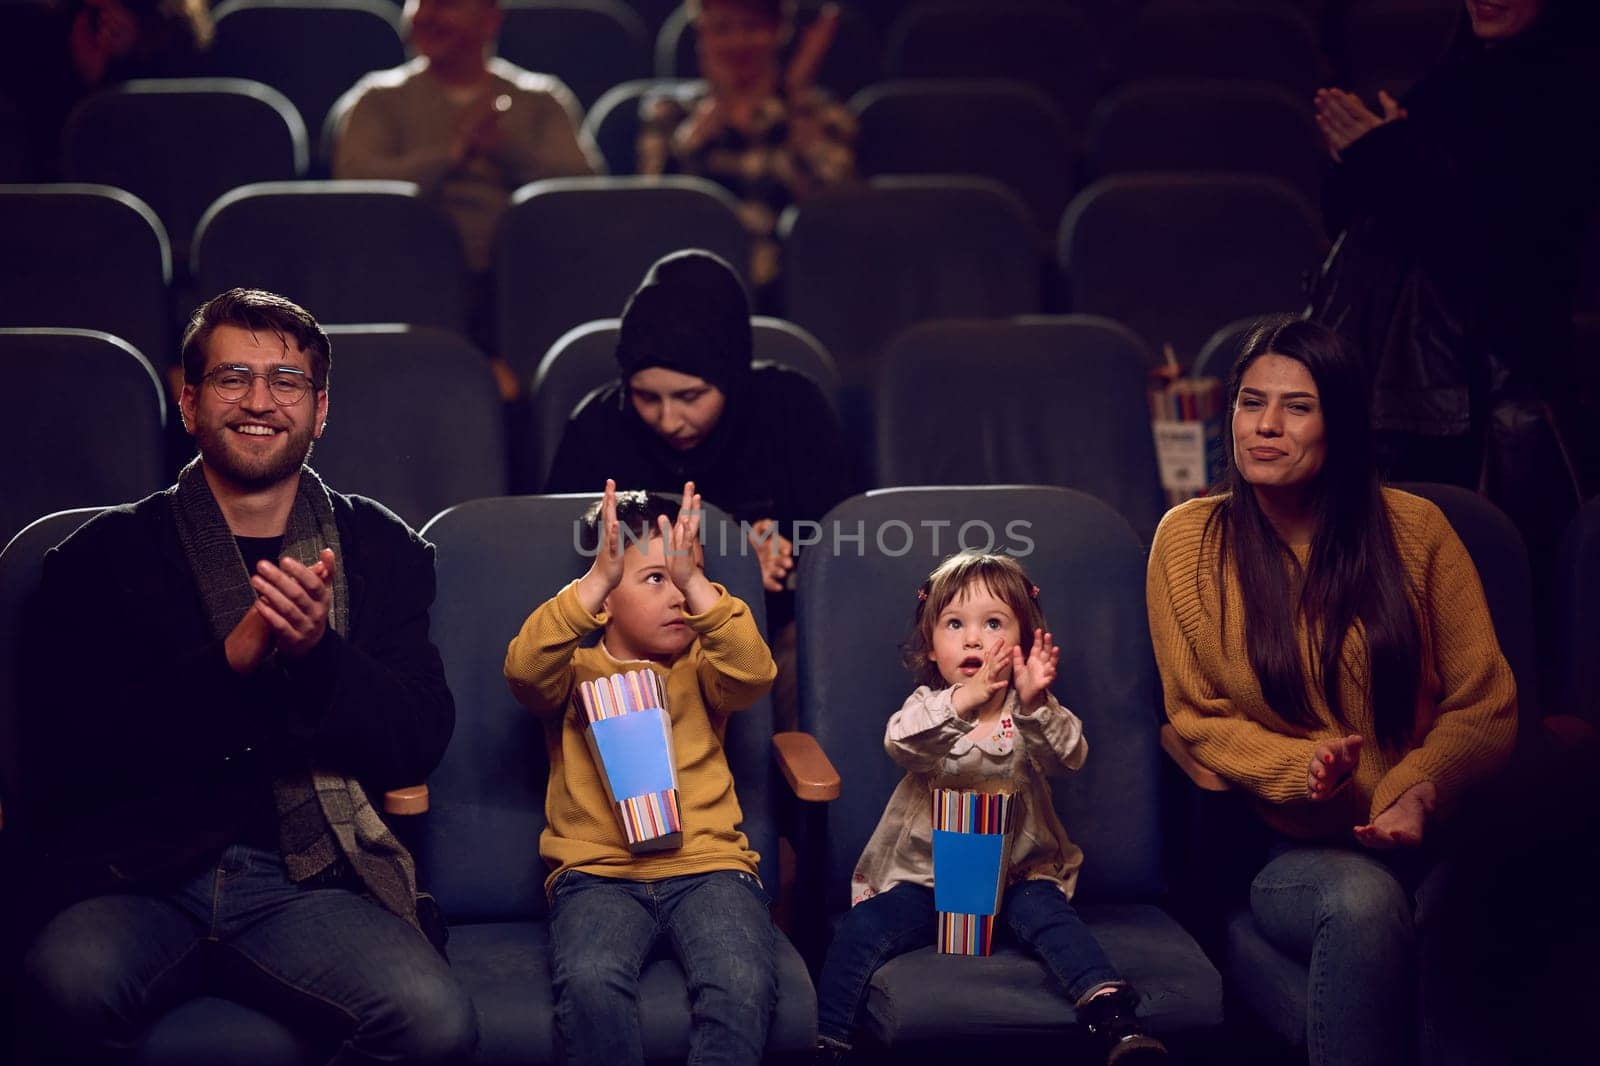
[18,289,476,1063]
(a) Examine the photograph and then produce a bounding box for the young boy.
[504,479,779,1066]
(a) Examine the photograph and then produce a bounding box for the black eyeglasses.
[201,365,317,406]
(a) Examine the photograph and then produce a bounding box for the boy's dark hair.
[578,490,679,553]
[181,288,332,388]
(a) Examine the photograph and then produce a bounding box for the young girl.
[814,552,1166,1064]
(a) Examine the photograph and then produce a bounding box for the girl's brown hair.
[902,552,1047,689]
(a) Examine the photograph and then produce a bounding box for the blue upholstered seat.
[793,486,1223,1051]
[0,331,166,548]
[1058,173,1324,367]
[498,0,651,110]
[207,0,405,167]
[315,325,507,531]
[872,316,1165,541]
[192,180,471,336]
[0,185,172,371]
[1085,78,1323,203]
[1555,496,1600,725]
[1118,0,1326,99]
[884,0,1107,133]
[850,79,1080,237]
[780,176,1042,380]
[493,176,749,382]
[579,77,699,177]
[62,79,307,258]
[418,494,818,1063]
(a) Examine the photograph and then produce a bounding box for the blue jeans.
[546,869,777,1066]
[22,844,477,1065]
[815,880,1123,1047]
[1249,844,1424,1066]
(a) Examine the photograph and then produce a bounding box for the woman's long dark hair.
[1205,315,1420,751]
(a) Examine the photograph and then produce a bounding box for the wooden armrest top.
[772,731,841,802]
[1159,724,1233,793]
[383,784,430,815]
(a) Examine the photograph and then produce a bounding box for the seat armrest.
[1160,724,1233,793]
[1542,714,1598,749]
[382,785,430,815]
[772,731,841,801]
[4,785,430,825]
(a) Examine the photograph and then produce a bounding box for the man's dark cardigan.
[19,486,455,910]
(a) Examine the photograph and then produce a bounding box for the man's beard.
[194,421,317,491]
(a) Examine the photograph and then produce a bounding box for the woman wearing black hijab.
[544,249,853,727]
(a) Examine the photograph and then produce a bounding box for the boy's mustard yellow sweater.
[505,580,776,895]
[1147,488,1517,841]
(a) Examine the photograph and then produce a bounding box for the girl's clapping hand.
[1011,629,1059,712]
[951,639,1011,720]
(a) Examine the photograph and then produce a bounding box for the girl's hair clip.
[916,588,928,601]
[1030,584,1040,599]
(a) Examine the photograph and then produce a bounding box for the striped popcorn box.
[931,788,1018,956]
[577,669,683,854]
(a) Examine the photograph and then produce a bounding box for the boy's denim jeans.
[22,843,476,1064]
[547,869,777,1066]
[815,880,1122,1047]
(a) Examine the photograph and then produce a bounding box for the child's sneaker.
[1079,986,1169,1065]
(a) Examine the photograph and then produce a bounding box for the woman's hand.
[746,518,794,592]
[950,639,1010,720]
[1010,629,1058,713]
[1355,780,1436,849]
[1307,734,1362,801]
[1314,87,1406,161]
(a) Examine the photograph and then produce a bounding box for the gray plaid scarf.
[170,458,419,927]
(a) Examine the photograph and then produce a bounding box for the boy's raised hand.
[576,480,624,615]
[1011,629,1059,712]
[951,639,1011,720]
[658,481,717,613]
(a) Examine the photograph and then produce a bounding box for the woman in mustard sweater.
[1146,315,1516,1066]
